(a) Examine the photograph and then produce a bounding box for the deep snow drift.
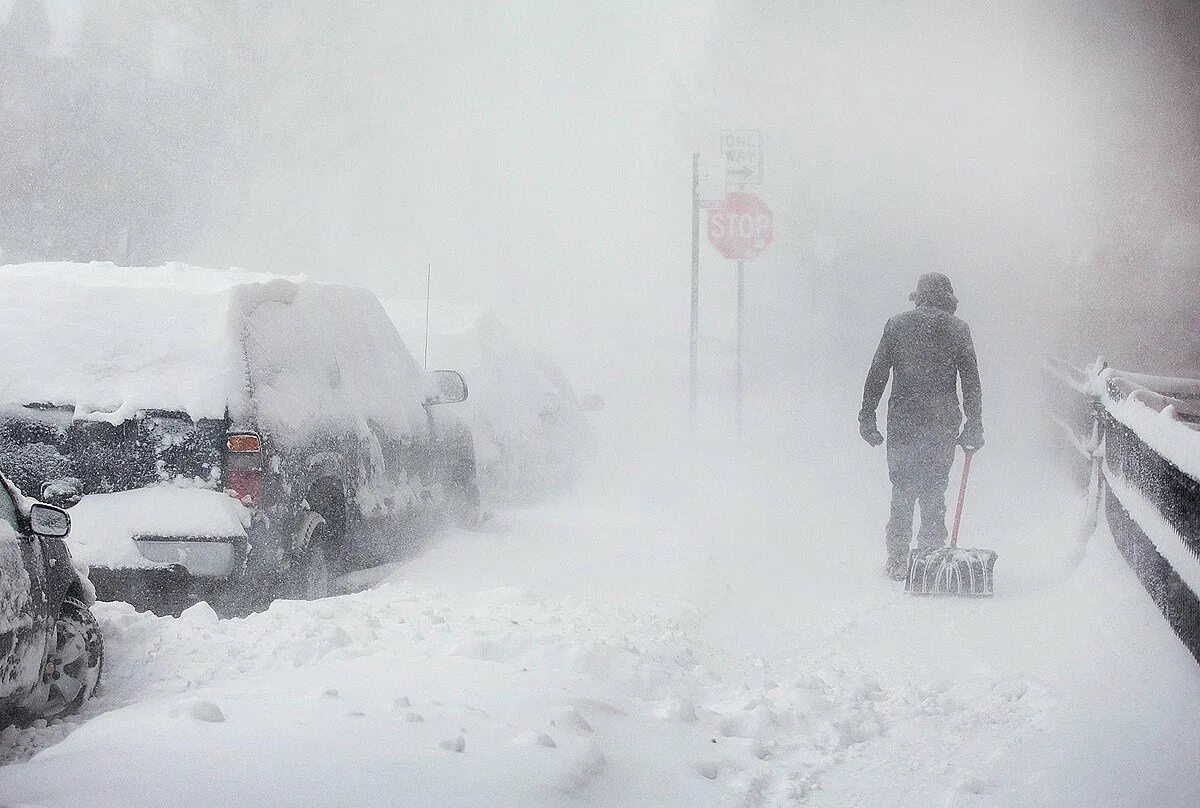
[2,395,1198,807]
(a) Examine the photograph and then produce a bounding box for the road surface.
[2,400,1197,807]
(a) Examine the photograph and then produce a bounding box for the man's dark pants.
[885,431,957,562]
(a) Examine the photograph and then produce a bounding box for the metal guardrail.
[1046,359,1200,664]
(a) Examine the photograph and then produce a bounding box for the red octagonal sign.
[707,191,773,261]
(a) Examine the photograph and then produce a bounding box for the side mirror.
[427,370,468,405]
[580,393,606,412]
[30,503,70,538]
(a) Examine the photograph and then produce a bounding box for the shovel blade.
[906,547,997,597]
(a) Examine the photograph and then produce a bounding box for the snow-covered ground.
[2,395,1199,807]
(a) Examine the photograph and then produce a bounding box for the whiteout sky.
[3,0,1196,392]
[3,7,1200,804]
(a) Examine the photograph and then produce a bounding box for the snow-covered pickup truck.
[0,263,479,615]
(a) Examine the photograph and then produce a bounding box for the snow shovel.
[906,450,997,597]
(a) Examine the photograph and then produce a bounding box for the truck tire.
[450,472,482,530]
[281,511,332,601]
[23,598,103,720]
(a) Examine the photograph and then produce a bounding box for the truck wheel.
[24,598,103,719]
[282,512,332,601]
[451,476,482,530]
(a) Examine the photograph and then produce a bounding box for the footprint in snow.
[512,731,557,748]
[655,693,697,722]
[440,735,466,753]
[551,708,593,734]
[171,699,225,723]
[946,776,1000,806]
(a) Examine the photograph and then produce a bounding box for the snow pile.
[0,581,1050,807]
[383,299,594,501]
[65,485,250,570]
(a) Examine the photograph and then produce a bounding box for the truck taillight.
[226,433,261,453]
[226,469,262,506]
[225,433,262,504]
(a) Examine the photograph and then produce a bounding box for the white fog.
[1,1,1198,807]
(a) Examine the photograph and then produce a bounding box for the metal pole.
[736,259,745,437]
[690,152,700,433]
[424,260,431,371]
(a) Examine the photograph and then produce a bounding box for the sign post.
[707,190,773,436]
[689,153,700,434]
[736,260,745,434]
[688,154,726,435]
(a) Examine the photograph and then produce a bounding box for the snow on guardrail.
[1046,358,1200,664]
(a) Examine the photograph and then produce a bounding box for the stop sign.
[707,191,773,261]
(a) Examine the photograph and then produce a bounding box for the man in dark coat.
[859,272,984,580]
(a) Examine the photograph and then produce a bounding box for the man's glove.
[859,414,884,447]
[958,420,984,453]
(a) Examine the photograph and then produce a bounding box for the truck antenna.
[424,260,431,370]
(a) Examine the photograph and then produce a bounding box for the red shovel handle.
[950,450,973,548]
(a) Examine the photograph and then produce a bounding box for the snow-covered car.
[383,301,597,503]
[0,471,102,725]
[0,263,479,615]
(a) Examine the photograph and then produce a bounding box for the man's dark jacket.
[859,304,982,443]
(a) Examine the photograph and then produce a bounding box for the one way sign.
[720,129,763,188]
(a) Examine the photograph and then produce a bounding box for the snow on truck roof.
[0,262,295,422]
[0,263,432,437]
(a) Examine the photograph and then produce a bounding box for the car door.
[0,481,48,708]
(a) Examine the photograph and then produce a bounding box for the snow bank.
[0,581,1050,807]
[65,485,250,569]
